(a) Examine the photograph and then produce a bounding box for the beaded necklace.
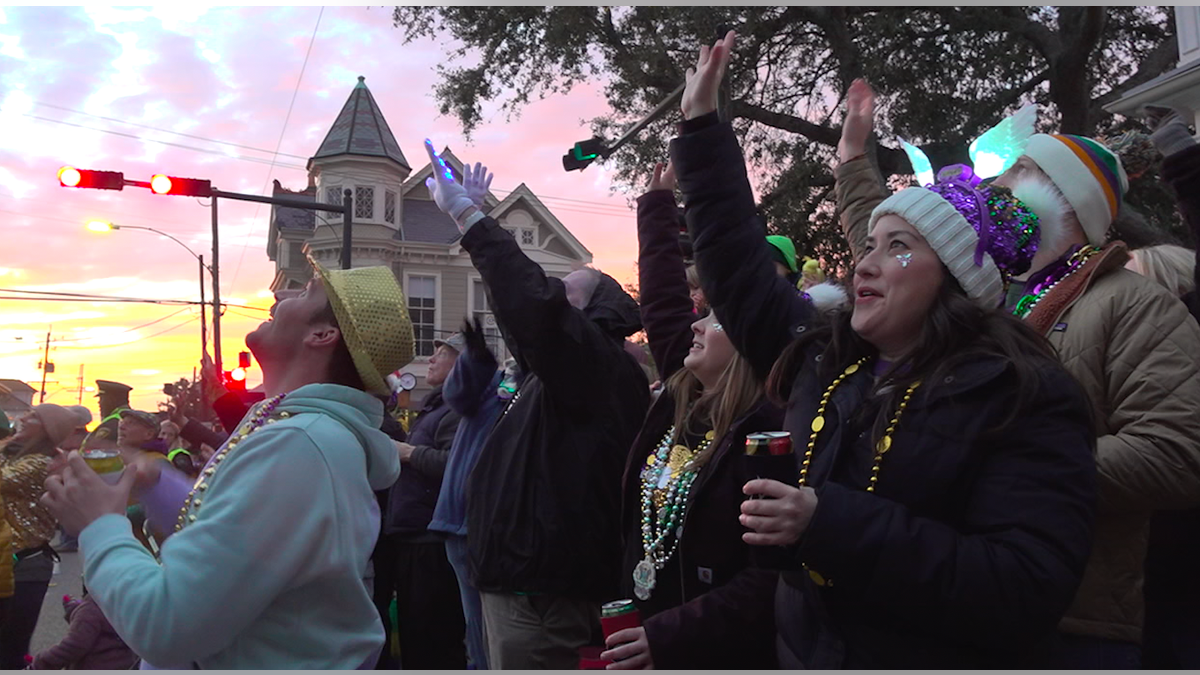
[632,425,714,601]
[174,392,290,533]
[799,357,921,492]
[1012,245,1100,319]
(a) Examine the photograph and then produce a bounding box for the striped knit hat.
[1023,134,1129,245]
[869,165,1040,308]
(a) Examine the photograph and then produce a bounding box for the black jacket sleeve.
[637,190,697,382]
[409,409,463,479]
[212,392,249,434]
[459,218,627,411]
[669,119,815,382]
[179,418,228,451]
[1159,143,1200,319]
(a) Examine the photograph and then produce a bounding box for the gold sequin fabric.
[311,259,416,395]
[1,454,56,552]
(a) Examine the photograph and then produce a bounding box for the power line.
[228,6,324,293]
[32,101,312,161]
[22,108,640,215]
[0,315,200,354]
[0,287,269,311]
[60,316,200,350]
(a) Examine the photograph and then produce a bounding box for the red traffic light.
[58,166,124,190]
[224,368,247,393]
[149,174,212,197]
[230,367,246,382]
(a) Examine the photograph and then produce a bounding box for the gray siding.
[545,235,575,260]
[441,267,469,338]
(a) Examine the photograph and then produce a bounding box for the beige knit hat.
[869,188,1005,307]
[32,404,80,447]
[311,259,416,395]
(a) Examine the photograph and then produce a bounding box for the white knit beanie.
[1023,134,1129,246]
[868,188,1005,308]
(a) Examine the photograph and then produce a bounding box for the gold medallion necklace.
[798,357,921,492]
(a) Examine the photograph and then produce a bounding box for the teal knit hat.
[0,409,9,440]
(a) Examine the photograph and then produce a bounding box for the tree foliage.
[394,6,1181,271]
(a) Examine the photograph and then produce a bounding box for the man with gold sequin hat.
[44,259,414,669]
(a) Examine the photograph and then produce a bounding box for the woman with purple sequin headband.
[867,164,1042,309]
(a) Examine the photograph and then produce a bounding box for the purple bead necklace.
[174,392,290,532]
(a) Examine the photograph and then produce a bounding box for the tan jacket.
[836,156,1200,643]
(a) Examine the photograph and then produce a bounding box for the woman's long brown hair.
[665,350,764,468]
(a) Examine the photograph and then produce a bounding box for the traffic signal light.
[562,138,606,172]
[149,174,213,198]
[225,368,246,392]
[238,351,252,369]
[57,166,124,190]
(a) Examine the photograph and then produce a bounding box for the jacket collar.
[1024,241,1129,335]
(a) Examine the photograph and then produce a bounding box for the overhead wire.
[227,5,325,292]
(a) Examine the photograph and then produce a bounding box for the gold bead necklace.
[175,393,291,533]
[798,357,921,492]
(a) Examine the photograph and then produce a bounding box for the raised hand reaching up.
[838,78,876,164]
[423,139,477,227]
[647,160,676,193]
[681,30,736,121]
[463,162,494,209]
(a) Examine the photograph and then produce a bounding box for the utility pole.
[77,364,84,405]
[342,188,353,270]
[199,254,208,368]
[211,198,222,376]
[38,327,51,404]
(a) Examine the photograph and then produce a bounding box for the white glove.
[463,162,494,208]
[423,139,476,222]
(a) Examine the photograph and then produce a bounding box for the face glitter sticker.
[712,321,724,332]
[896,252,913,268]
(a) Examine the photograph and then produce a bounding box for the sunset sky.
[0,5,649,419]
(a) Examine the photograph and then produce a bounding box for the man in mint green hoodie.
[41,263,413,669]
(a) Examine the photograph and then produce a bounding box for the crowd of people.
[2,29,1199,669]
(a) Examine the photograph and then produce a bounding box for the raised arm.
[637,161,697,382]
[423,143,634,408]
[443,318,501,417]
[669,31,812,382]
[836,80,891,262]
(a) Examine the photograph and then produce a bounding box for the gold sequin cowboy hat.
[310,258,416,395]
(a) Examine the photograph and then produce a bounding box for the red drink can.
[765,431,793,456]
[744,433,770,456]
[600,599,641,641]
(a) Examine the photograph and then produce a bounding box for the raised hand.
[681,30,736,121]
[461,316,490,357]
[838,78,876,164]
[647,161,676,193]
[423,139,477,224]
[463,162,495,208]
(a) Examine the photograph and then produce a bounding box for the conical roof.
[311,76,409,169]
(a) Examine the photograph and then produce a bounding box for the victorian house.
[266,77,593,403]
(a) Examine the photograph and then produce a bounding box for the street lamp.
[86,221,213,368]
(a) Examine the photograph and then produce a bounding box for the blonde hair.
[1130,245,1196,298]
[664,351,763,469]
[685,264,701,291]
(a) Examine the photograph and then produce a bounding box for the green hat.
[765,235,799,274]
[0,409,10,440]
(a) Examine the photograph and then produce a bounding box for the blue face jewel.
[896,252,913,268]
